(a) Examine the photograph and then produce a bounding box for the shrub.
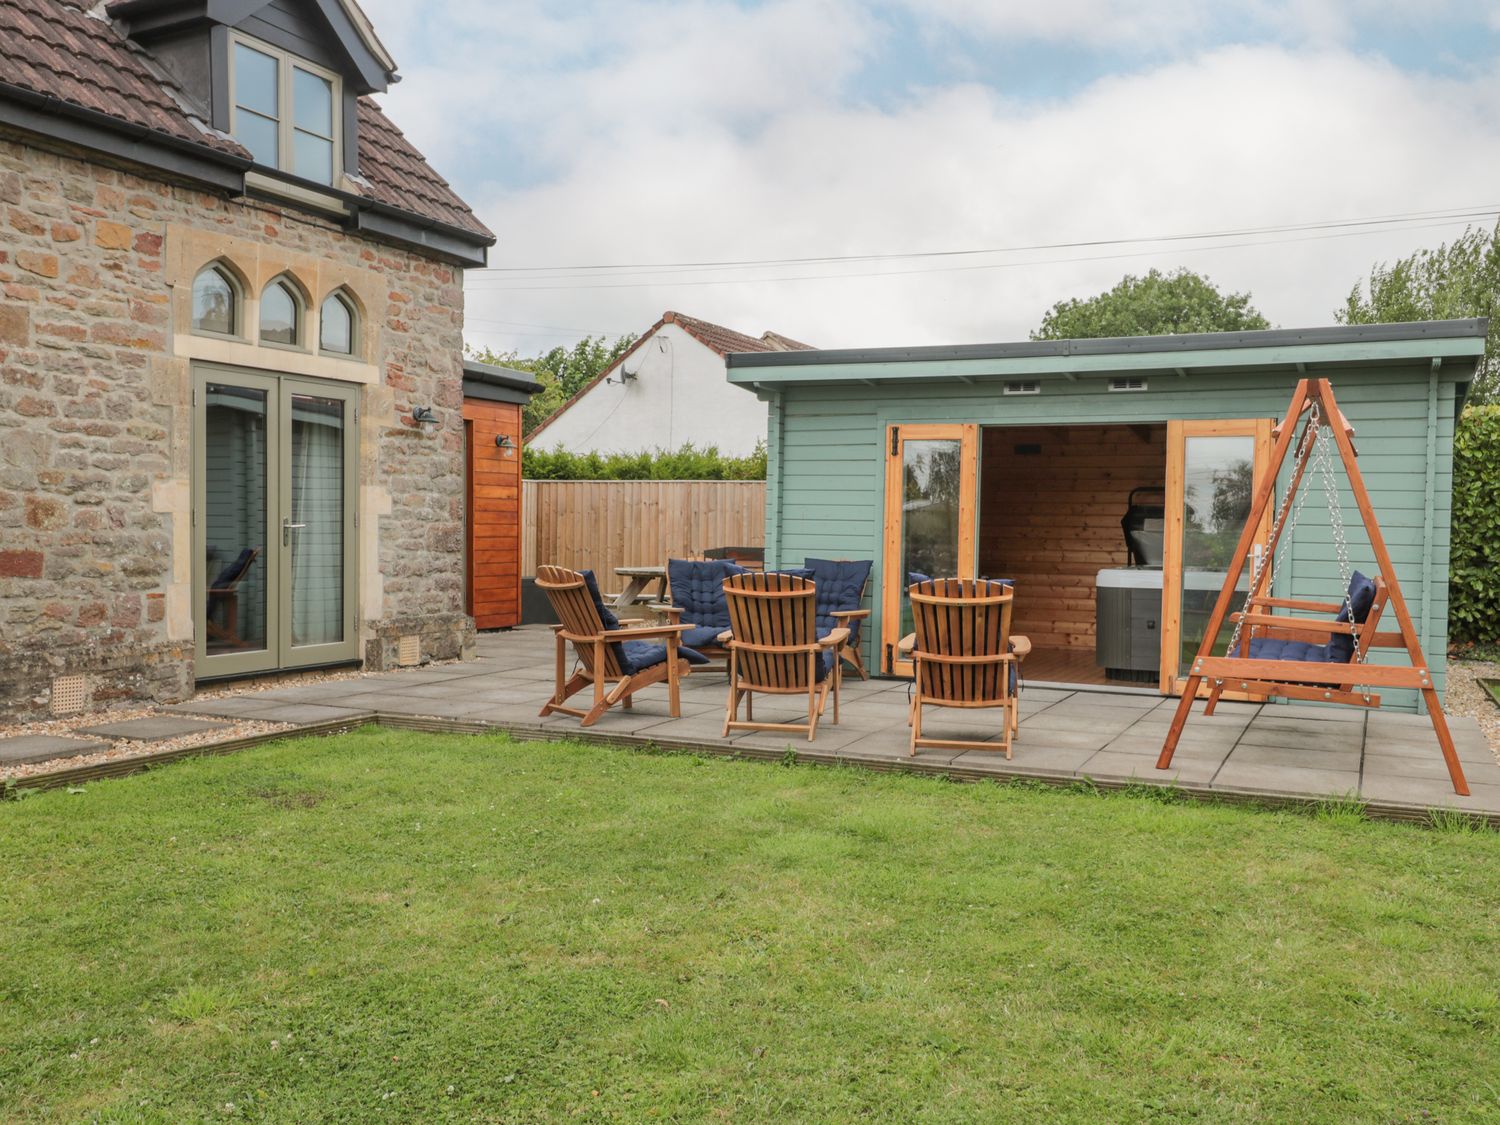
[522,442,767,481]
[1451,406,1500,644]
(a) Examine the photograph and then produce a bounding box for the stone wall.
[0,132,473,719]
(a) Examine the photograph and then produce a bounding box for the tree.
[467,333,638,435]
[1338,221,1500,405]
[1032,268,1270,340]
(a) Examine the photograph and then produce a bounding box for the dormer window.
[230,34,340,186]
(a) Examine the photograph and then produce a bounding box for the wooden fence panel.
[522,480,766,584]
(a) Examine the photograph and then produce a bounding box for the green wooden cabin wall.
[764,365,1462,712]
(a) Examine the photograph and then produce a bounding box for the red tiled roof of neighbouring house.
[527,310,816,440]
[1,0,492,243]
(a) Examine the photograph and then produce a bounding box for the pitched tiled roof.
[665,311,816,357]
[0,0,245,156]
[1,0,491,244]
[355,97,492,239]
[527,311,816,441]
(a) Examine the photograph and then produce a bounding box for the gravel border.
[0,706,296,783]
[1446,657,1500,763]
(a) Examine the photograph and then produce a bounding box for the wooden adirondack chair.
[205,546,261,648]
[722,572,848,742]
[898,578,1028,758]
[536,565,704,728]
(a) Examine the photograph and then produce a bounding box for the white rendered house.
[528,311,812,455]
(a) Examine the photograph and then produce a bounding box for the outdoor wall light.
[495,433,516,457]
[412,406,439,425]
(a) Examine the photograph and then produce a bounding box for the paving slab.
[1359,774,1500,812]
[245,703,375,725]
[1235,722,1363,754]
[1078,750,1222,785]
[1099,732,1236,761]
[1213,760,1361,798]
[959,742,1100,775]
[76,716,230,742]
[1225,743,1361,773]
[164,697,284,719]
[0,734,112,765]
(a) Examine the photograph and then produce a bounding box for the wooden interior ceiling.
[978,423,1166,654]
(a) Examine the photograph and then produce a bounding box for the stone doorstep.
[75,716,230,742]
[0,734,112,766]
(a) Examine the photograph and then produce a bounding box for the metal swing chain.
[1225,406,1321,664]
[1313,409,1364,667]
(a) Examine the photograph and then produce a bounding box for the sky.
[356,0,1500,356]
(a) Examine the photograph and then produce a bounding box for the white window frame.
[228,31,343,186]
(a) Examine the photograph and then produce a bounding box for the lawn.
[2,728,1498,1123]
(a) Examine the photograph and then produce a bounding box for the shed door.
[1160,418,1274,695]
[881,423,978,676]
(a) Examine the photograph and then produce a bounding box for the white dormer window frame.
[228,31,343,187]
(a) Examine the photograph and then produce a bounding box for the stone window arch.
[260,274,308,347]
[319,288,360,356]
[190,261,245,337]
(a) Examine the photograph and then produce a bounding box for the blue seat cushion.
[667,558,746,629]
[1328,571,1376,663]
[682,624,727,650]
[578,569,620,630]
[616,640,710,676]
[1234,636,1341,663]
[804,557,873,642]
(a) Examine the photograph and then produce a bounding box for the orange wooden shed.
[462,360,541,630]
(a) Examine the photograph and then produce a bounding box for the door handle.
[282,519,307,546]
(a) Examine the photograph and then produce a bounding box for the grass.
[3,727,1499,1122]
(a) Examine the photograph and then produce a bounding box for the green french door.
[193,365,360,678]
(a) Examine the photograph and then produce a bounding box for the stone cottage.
[0,0,495,719]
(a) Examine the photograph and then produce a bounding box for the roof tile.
[1,0,491,244]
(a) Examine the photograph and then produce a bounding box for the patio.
[147,626,1500,823]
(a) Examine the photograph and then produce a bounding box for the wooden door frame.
[881,423,978,676]
[1159,417,1273,695]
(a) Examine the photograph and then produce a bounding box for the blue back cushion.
[210,547,257,591]
[578,569,620,630]
[1327,570,1377,662]
[667,559,745,629]
[804,558,873,638]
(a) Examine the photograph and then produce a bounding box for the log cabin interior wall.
[977,423,1166,657]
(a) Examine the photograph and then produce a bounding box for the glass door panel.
[277,377,358,669]
[288,393,345,649]
[882,424,977,676]
[197,374,279,677]
[1161,419,1272,695]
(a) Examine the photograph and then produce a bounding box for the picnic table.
[612,565,668,610]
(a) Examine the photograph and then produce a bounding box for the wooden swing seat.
[1159,377,1469,796]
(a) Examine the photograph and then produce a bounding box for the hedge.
[1451,405,1500,644]
[522,442,767,481]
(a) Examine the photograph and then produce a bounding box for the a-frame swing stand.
[1157,377,1470,796]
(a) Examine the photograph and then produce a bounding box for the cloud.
[359,2,1500,354]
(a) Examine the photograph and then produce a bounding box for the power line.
[469,204,1500,279]
[463,215,1491,293]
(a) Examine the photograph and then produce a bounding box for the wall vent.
[1109,376,1148,392]
[51,675,87,715]
[398,634,421,667]
[1003,380,1040,396]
